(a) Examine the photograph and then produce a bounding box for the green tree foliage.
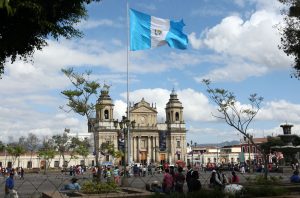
[100,142,124,160]
[25,133,39,167]
[61,67,102,178]
[0,0,13,15]
[38,137,57,174]
[0,0,101,77]
[71,137,91,165]
[0,140,6,152]
[279,0,300,78]
[6,143,26,167]
[52,133,71,168]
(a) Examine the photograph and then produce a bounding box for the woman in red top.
[231,171,240,183]
[162,169,173,194]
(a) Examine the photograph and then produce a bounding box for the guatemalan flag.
[130,9,188,51]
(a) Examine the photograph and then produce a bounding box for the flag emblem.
[155,29,162,36]
[130,9,188,51]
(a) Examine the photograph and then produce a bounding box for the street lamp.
[114,116,135,186]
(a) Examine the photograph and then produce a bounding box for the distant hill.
[195,140,240,147]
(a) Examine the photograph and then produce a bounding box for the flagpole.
[126,0,131,167]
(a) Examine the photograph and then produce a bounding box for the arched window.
[242,146,245,153]
[175,112,179,121]
[104,110,109,119]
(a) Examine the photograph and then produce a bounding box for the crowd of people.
[1,162,243,196]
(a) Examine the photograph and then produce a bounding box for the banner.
[159,131,167,151]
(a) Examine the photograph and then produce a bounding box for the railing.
[0,165,292,198]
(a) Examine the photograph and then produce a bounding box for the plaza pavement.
[0,169,295,198]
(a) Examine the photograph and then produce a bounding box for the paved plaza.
[0,169,295,198]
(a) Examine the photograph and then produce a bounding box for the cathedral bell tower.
[165,89,184,124]
[96,85,114,122]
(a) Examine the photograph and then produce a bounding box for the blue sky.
[1,0,300,144]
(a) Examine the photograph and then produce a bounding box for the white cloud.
[116,88,216,122]
[188,32,203,50]
[258,100,300,123]
[192,7,293,82]
[76,19,122,29]
[195,59,268,82]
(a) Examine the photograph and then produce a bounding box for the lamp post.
[114,116,135,186]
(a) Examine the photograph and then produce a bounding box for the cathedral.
[92,87,187,165]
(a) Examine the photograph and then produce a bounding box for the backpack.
[186,169,193,182]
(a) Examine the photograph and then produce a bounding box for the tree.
[38,137,57,174]
[25,133,39,168]
[61,67,102,179]
[0,0,101,77]
[71,137,91,166]
[6,143,26,167]
[101,142,124,164]
[52,133,71,168]
[0,140,5,152]
[278,0,300,78]
[202,79,269,177]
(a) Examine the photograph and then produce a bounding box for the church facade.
[92,88,187,165]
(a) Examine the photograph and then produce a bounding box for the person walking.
[106,167,112,183]
[162,169,173,194]
[174,166,185,193]
[189,170,201,192]
[113,166,120,185]
[5,172,18,198]
[186,165,193,192]
[20,167,24,180]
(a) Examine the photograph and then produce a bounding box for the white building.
[0,152,95,169]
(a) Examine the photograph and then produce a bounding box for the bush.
[81,181,120,194]
[247,175,282,185]
[150,189,225,198]
[244,185,288,197]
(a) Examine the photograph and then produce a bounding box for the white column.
[155,136,160,163]
[147,136,150,164]
[132,136,135,163]
[151,136,155,162]
[137,136,140,162]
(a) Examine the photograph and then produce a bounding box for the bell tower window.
[104,110,109,119]
[175,112,179,121]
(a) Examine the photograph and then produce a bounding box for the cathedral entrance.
[140,151,147,165]
[160,154,166,164]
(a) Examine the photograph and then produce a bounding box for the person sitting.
[150,180,163,193]
[64,177,81,191]
[209,170,223,189]
[231,171,240,184]
[290,170,300,183]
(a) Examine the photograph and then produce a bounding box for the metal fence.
[0,168,292,198]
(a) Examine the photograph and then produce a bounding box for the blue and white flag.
[130,9,188,51]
